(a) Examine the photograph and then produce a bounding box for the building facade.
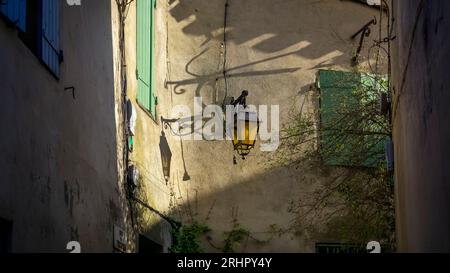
[0,0,130,252]
[392,0,450,252]
[1,0,385,253]
[126,0,385,253]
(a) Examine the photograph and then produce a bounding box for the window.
[1,0,62,78]
[136,0,157,118]
[317,70,387,167]
[18,0,39,54]
[0,218,12,253]
[315,243,366,254]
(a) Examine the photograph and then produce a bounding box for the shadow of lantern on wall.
[159,131,172,184]
[158,90,260,167]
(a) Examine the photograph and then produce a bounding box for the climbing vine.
[222,222,251,253]
[170,223,211,253]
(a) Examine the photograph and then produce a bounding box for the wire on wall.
[220,0,230,106]
[392,0,427,119]
[115,1,182,244]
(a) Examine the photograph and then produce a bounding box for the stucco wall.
[392,0,450,252]
[0,0,385,253]
[129,0,383,253]
[123,0,178,251]
[0,0,127,252]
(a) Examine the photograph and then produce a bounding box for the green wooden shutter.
[318,70,386,168]
[136,0,156,117]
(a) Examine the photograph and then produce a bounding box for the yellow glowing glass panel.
[233,111,259,147]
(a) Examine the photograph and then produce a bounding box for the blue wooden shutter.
[41,0,60,77]
[0,0,26,31]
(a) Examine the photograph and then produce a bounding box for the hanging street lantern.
[232,109,260,161]
[228,90,260,163]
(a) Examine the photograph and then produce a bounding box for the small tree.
[278,71,395,249]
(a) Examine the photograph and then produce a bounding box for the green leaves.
[222,223,251,253]
[275,70,395,249]
[170,223,211,253]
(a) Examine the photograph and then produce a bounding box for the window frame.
[1,0,62,80]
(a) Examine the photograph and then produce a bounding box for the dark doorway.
[138,235,163,253]
[0,218,12,253]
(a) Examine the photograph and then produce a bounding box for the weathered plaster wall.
[392,0,450,252]
[139,0,383,252]
[0,0,128,252]
[123,0,179,251]
[0,0,383,253]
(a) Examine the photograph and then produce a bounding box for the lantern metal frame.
[228,90,260,162]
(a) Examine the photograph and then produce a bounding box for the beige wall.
[128,0,383,253]
[0,0,383,253]
[123,0,179,251]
